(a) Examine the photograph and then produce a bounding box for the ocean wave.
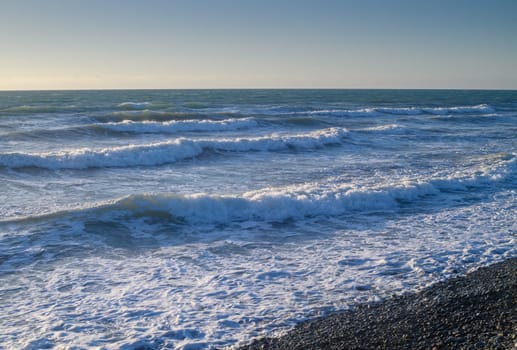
[0,105,79,115]
[0,103,495,119]
[115,101,172,110]
[366,104,494,116]
[359,124,408,133]
[0,118,260,140]
[117,102,150,109]
[283,104,495,117]
[374,107,424,115]
[278,116,326,126]
[0,140,200,170]
[0,128,348,170]
[304,108,379,117]
[93,109,245,122]
[395,104,494,115]
[0,120,409,143]
[72,152,517,224]
[422,104,495,115]
[100,118,259,134]
[95,110,196,122]
[4,153,514,225]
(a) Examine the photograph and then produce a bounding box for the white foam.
[116,101,150,109]
[0,105,77,114]
[99,110,190,122]
[360,124,407,133]
[375,104,494,115]
[0,140,203,170]
[423,104,495,115]
[305,108,380,117]
[101,118,258,134]
[1,92,514,350]
[375,107,423,115]
[103,156,514,224]
[2,188,515,350]
[0,128,348,170]
[286,104,494,117]
[4,152,511,225]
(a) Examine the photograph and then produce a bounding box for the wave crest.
[100,118,258,134]
[87,153,517,223]
[4,153,513,225]
[94,110,206,122]
[117,102,150,109]
[0,128,348,170]
[298,104,495,117]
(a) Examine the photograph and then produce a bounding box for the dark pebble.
[239,258,516,350]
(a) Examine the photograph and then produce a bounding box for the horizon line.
[1,87,517,92]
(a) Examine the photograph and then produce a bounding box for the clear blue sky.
[1,0,516,90]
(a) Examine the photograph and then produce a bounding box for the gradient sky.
[1,0,516,90]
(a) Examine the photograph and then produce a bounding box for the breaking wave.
[359,124,408,133]
[375,104,494,115]
[115,101,171,110]
[90,104,497,124]
[0,128,348,169]
[94,110,202,122]
[422,104,495,115]
[0,105,80,115]
[100,118,258,134]
[4,153,514,225]
[1,118,260,140]
[0,103,495,119]
[294,104,495,117]
[117,102,151,109]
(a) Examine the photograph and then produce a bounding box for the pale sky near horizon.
[1,0,516,90]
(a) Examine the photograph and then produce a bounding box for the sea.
[0,89,515,349]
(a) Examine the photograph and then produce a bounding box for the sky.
[1,0,516,90]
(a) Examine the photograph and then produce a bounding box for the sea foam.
[103,157,514,224]
[4,153,514,225]
[300,104,495,117]
[117,102,150,109]
[100,118,258,134]
[0,128,347,170]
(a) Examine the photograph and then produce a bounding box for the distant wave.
[4,153,514,225]
[422,104,495,115]
[0,103,495,118]
[303,108,379,117]
[374,104,494,115]
[0,128,348,170]
[0,118,260,141]
[95,110,199,122]
[0,105,80,115]
[359,124,408,133]
[93,109,247,122]
[115,101,171,110]
[116,102,151,109]
[92,104,497,124]
[1,120,412,143]
[277,104,495,117]
[100,118,259,134]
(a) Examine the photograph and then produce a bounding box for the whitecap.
[0,128,348,170]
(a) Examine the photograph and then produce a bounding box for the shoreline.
[239,258,516,350]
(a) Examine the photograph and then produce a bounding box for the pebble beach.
[241,258,516,349]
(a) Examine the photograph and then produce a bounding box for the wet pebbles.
[240,258,516,350]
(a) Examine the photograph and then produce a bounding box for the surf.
[0,128,348,170]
